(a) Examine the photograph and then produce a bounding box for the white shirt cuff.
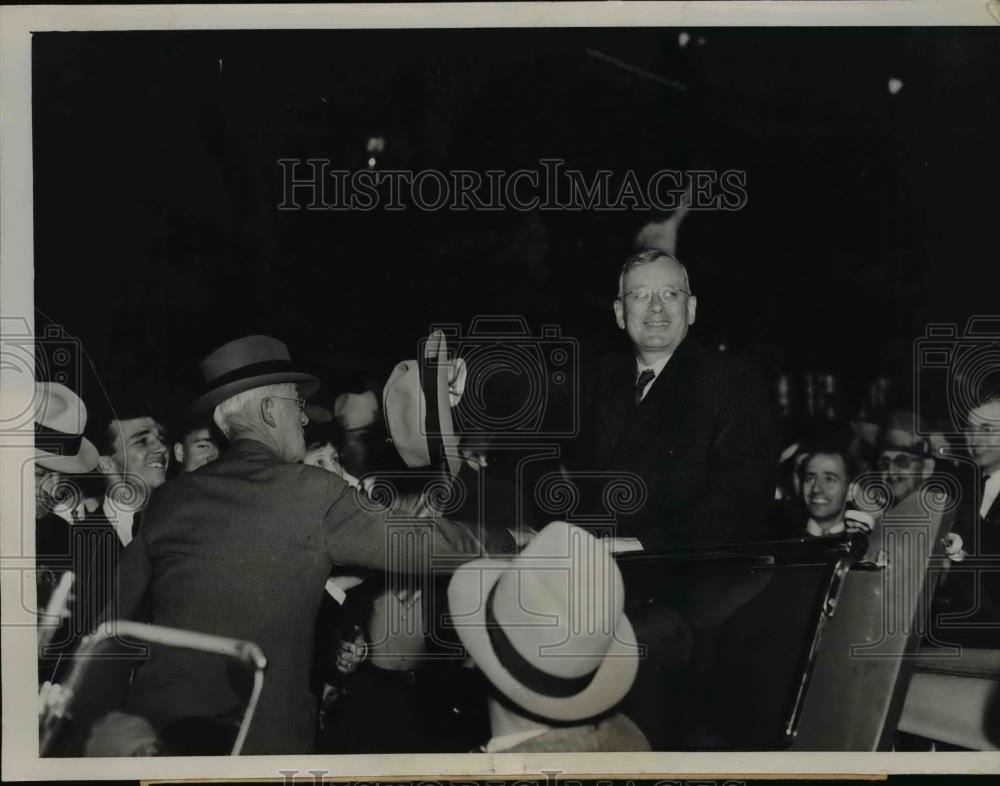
[324,578,347,605]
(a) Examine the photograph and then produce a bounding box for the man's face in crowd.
[174,428,220,473]
[34,464,60,519]
[304,442,341,474]
[104,417,169,492]
[966,399,1000,475]
[614,257,697,358]
[268,385,308,463]
[878,444,932,503]
[801,453,850,525]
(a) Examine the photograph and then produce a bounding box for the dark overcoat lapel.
[618,340,700,463]
[579,337,777,549]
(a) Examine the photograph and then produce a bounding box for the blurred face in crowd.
[966,399,1000,475]
[800,453,850,525]
[173,428,220,473]
[265,384,308,463]
[34,464,60,519]
[878,443,933,503]
[304,442,342,474]
[99,417,169,494]
[614,256,697,361]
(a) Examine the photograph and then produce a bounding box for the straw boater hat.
[35,382,99,473]
[382,330,464,476]
[192,335,320,414]
[448,520,639,722]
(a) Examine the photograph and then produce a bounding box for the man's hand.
[38,681,71,719]
[447,358,468,408]
[335,626,368,675]
[943,532,967,563]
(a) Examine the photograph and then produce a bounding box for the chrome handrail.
[39,620,267,756]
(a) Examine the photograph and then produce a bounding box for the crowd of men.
[31,249,1000,756]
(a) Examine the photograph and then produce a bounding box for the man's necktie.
[131,509,143,540]
[635,368,655,407]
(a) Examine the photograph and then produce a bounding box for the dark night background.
[30,27,1000,425]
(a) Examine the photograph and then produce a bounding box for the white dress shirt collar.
[483,727,548,752]
[806,518,846,538]
[102,496,135,548]
[635,354,672,401]
[980,468,1000,519]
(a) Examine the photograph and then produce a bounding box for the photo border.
[3,1,999,780]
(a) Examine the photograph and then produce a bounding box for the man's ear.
[687,294,698,326]
[173,443,184,464]
[922,457,936,479]
[96,455,116,475]
[613,298,625,330]
[260,396,278,429]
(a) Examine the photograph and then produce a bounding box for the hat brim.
[447,557,639,723]
[191,373,320,415]
[35,436,100,474]
[383,330,461,475]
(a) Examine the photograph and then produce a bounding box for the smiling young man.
[46,400,173,687]
[797,448,857,537]
[94,408,170,546]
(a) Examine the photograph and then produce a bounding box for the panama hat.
[447,521,639,722]
[191,335,320,414]
[34,382,99,473]
[382,330,464,476]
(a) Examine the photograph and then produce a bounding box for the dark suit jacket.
[572,339,778,551]
[943,469,1000,644]
[38,505,125,674]
[113,438,487,755]
[37,504,138,753]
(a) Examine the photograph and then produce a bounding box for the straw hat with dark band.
[382,330,463,476]
[35,382,99,473]
[447,521,639,722]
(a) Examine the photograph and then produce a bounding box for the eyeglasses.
[269,395,306,413]
[621,286,690,304]
[877,452,923,471]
